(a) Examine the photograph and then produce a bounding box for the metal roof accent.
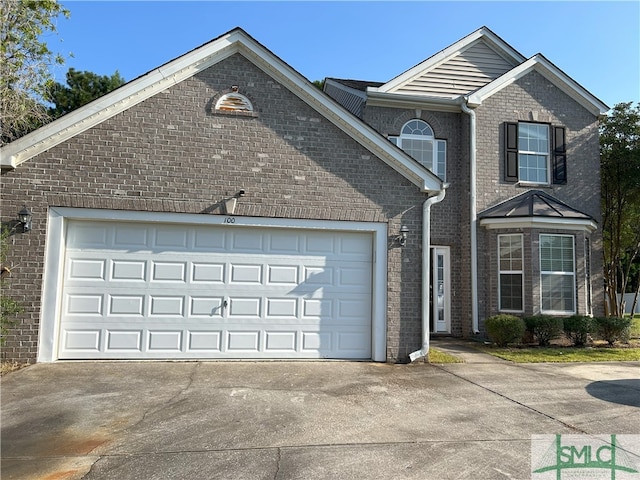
[479,190,593,220]
[478,190,598,232]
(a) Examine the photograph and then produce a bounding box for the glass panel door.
[431,246,451,333]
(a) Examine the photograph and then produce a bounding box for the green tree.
[0,0,70,144]
[46,68,125,119]
[600,102,640,317]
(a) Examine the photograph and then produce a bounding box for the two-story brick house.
[0,27,607,364]
[325,27,607,354]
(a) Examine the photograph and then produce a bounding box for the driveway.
[2,341,639,480]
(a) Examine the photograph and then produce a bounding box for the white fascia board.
[1,30,442,194]
[366,90,462,112]
[467,55,609,116]
[0,31,246,169]
[479,216,598,233]
[237,39,443,193]
[372,27,525,94]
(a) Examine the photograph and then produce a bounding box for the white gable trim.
[1,31,242,169]
[370,27,525,95]
[466,54,609,116]
[0,29,442,193]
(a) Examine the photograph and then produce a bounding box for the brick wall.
[474,70,604,323]
[0,53,430,363]
[363,105,475,337]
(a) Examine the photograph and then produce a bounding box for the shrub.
[524,315,564,346]
[595,317,632,345]
[485,314,525,347]
[563,315,595,346]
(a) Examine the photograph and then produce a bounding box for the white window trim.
[498,234,524,313]
[539,233,576,315]
[518,122,550,185]
[389,120,446,180]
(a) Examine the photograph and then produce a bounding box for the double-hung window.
[505,122,566,185]
[518,123,549,183]
[498,234,524,312]
[390,119,446,180]
[540,234,576,314]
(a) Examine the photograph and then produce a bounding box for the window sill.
[516,182,552,188]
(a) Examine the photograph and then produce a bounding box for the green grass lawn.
[475,316,640,363]
[427,348,464,364]
[477,345,640,363]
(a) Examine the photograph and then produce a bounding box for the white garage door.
[58,220,373,360]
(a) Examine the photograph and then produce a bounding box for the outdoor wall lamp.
[17,206,32,233]
[223,189,246,215]
[396,225,409,247]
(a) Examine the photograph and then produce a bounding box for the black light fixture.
[397,225,409,247]
[17,206,32,232]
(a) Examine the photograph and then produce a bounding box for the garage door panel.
[227,331,260,351]
[192,263,225,283]
[188,331,222,351]
[58,220,373,360]
[112,260,147,281]
[69,259,106,280]
[64,330,101,351]
[190,297,224,317]
[154,228,188,249]
[66,294,103,315]
[231,231,264,252]
[109,295,144,316]
[114,225,148,248]
[266,298,298,317]
[148,331,183,351]
[152,262,187,282]
[267,265,298,284]
[230,264,262,283]
[149,296,184,316]
[264,331,297,351]
[107,330,142,351]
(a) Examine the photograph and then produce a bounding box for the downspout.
[409,186,447,362]
[461,99,480,334]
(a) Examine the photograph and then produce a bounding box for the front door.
[431,246,451,333]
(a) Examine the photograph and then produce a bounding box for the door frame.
[431,246,451,334]
[39,207,388,362]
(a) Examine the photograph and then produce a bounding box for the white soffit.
[369,27,526,95]
[0,28,442,194]
[466,54,609,116]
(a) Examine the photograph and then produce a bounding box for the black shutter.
[505,122,518,182]
[552,126,567,184]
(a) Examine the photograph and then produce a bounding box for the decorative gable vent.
[215,87,253,112]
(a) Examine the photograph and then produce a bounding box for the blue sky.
[52,1,639,110]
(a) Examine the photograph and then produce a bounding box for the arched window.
[215,92,253,112]
[390,119,446,180]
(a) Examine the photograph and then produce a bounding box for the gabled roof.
[0,28,442,193]
[466,53,609,116]
[359,26,607,116]
[369,27,526,98]
[478,190,597,232]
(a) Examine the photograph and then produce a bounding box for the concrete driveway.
[2,341,639,480]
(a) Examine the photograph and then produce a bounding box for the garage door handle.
[223,300,228,309]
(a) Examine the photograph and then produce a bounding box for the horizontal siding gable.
[394,41,517,98]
